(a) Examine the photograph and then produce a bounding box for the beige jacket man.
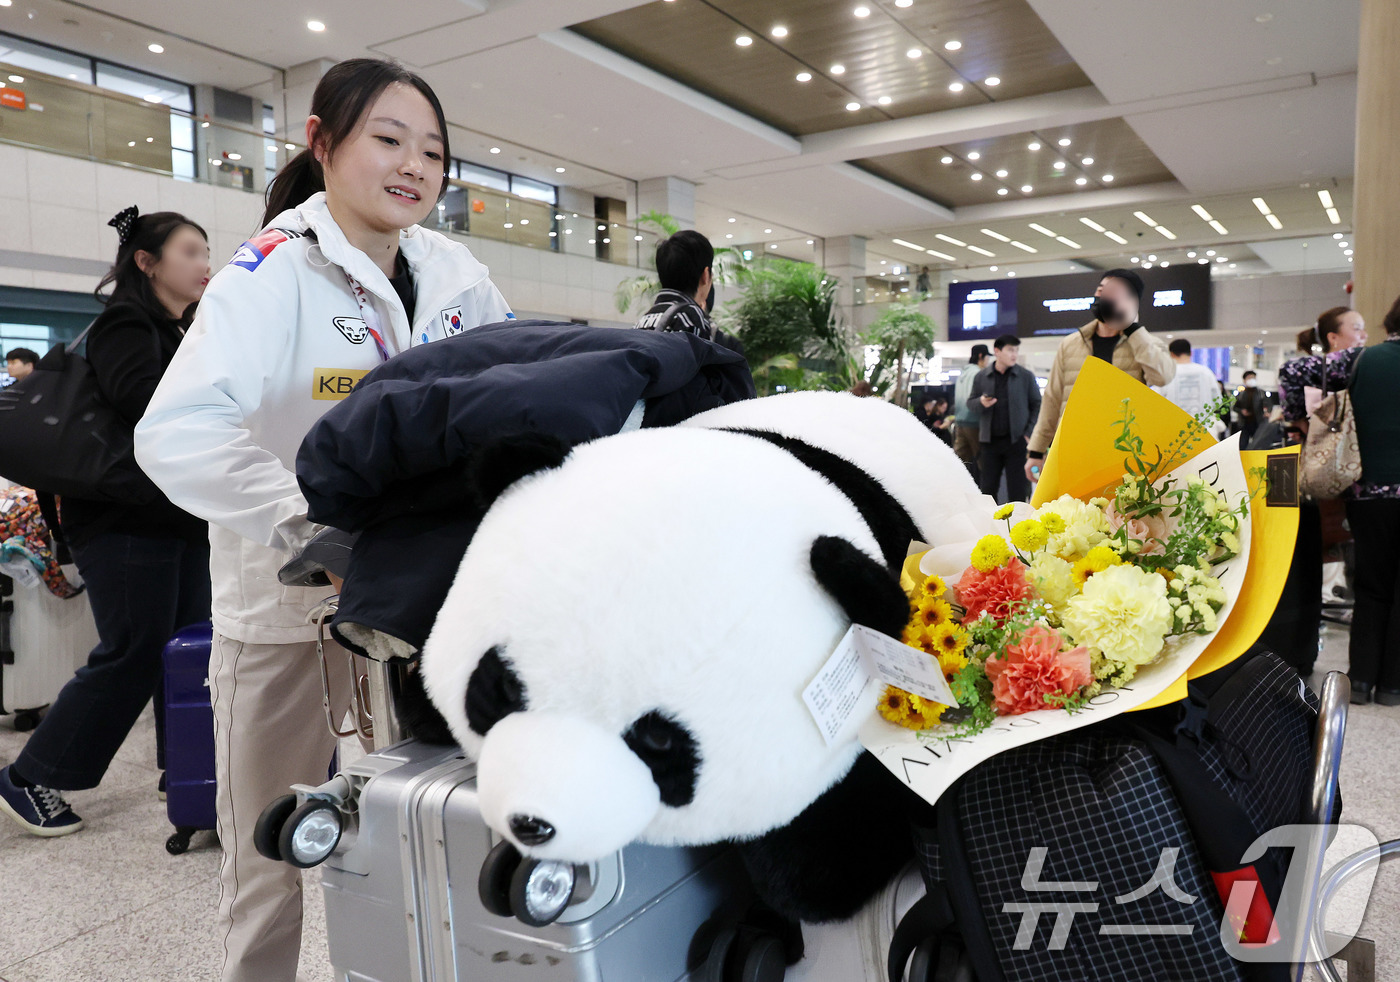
[1027,271,1176,467]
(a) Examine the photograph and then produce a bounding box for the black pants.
[1260,502,1322,674]
[14,533,211,790]
[1346,497,1400,688]
[978,437,1029,503]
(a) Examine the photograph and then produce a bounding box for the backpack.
[888,649,1330,982]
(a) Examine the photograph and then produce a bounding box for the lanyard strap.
[342,271,392,363]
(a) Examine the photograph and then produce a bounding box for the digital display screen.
[947,264,1212,341]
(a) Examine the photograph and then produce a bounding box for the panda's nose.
[508,813,556,845]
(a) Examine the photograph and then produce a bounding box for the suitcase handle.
[313,599,370,741]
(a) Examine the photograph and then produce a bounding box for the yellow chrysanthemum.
[1028,554,1077,610]
[1010,518,1049,554]
[1072,545,1124,587]
[970,534,1013,572]
[993,503,1016,521]
[914,594,954,630]
[1040,512,1067,534]
[921,574,948,599]
[902,622,934,653]
[1034,495,1111,560]
[877,687,945,730]
[929,621,969,660]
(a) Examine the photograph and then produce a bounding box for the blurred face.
[6,358,32,380]
[996,344,1019,369]
[1094,276,1138,323]
[138,225,210,311]
[311,83,445,236]
[1327,310,1366,351]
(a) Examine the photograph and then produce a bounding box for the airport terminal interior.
[0,0,1397,980]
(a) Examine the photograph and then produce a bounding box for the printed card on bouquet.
[804,624,959,747]
[859,434,1253,808]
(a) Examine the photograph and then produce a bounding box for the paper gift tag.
[803,624,960,746]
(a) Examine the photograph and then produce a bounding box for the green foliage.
[861,300,939,404]
[717,257,853,395]
[942,660,996,738]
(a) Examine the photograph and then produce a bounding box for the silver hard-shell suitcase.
[315,737,755,982]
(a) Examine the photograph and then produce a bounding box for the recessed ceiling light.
[795,71,812,82]
[1318,189,1335,208]
[7,74,22,83]
[307,19,326,32]
[763,228,773,234]
[967,151,980,160]
[967,245,995,257]
[895,0,913,6]
[989,265,998,272]
[970,173,983,181]
[1021,185,1033,193]
[1075,177,1088,185]
[1265,213,1283,230]
[143,93,163,103]
[1187,251,1197,258]
[940,155,953,164]
[771,25,788,37]
[489,146,501,154]
[878,95,892,105]
[907,47,922,58]
[728,217,736,223]
[735,35,753,46]
[1058,138,1071,147]
[227,152,242,161]
[1160,261,1170,267]
[725,233,733,238]
[1326,207,1341,223]
[807,239,814,244]
[1256,12,1274,22]
[555,166,566,173]
[1333,232,1344,239]
[845,101,861,111]
[1027,142,1041,151]
[1156,226,1177,240]
[1102,174,1114,182]
[831,63,846,74]
[1131,256,1140,263]
[995,169,1008,178]
[285,142,295,150]
[944,40,961,50]
[1080,156,1094,166]
[1345,249,1354,256]
[949,82,964,92]
[1104,231,1128,244]
[1229,263,1237,268]
[1053,161,1066,169]
[1191,204,1214,221]
[1339,241,1350,248]
[854,4,870,15]
[148,43,164,53]
[1198,257,1209,264]
[1206,250,1216,256]
[996,187,1009,195]
[1007,271,1016,277]
[985,76,1000,86]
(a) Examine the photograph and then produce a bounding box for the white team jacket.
[135,192,512,643]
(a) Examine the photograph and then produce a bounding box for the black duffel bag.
[0,322,159,503]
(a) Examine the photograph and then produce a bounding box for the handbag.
[1298,349,1364,501]
[0,318,160,503]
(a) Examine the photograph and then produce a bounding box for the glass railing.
[0,58,654,269]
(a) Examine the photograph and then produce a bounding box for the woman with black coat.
[0,207,212,836]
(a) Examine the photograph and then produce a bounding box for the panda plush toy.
[421,391,979,923]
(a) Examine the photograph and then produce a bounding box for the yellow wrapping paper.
[921,357,1299,712]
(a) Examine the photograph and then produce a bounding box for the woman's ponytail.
[261,149,324,229]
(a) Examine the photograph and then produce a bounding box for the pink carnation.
[984,624,1093,716]
[1105,502,1169,557]
[956,558,1032,625]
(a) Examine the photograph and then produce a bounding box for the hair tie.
[108,205,140,246]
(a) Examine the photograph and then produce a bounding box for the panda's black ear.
[810,536,910,639]
[469,432,571,511]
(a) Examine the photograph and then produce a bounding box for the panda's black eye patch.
[624,711,701,807]
[465,647,527,736]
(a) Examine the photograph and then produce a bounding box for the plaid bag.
[888,650,1325,982]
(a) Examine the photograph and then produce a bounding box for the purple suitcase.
[162,621,217,855]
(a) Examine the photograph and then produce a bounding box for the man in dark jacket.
[636,230,744,355]
[969,334,1042,503]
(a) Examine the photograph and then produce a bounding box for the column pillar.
[273,59,337,147]
[636,176,696,229]
[1352,0,1400,342]
[823,235,868,333]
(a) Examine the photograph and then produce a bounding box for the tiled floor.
[0,623,1397,981]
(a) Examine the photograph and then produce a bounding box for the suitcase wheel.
[479,839,523,918]
[13,709,41,732]
[702,925,787,982]
[253,794,299,863]
[166,827,196,855]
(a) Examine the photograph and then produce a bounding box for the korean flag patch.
[439,305,465,337]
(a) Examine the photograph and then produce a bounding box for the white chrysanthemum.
[1034,494,1112,561]
[1062,564,1173,681]
[1028,554,1077,611]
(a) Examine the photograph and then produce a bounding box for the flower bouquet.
[860,358,1299,805]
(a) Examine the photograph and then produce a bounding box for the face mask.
[1091,297,1118,322]
[1245,379,1257,388]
